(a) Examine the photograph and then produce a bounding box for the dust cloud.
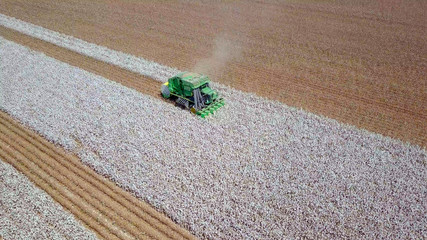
[191,2,273,79]
[192,33,242,78]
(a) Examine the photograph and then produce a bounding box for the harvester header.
[161,72,225,118]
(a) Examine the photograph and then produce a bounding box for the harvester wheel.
[176,98,190,109]
[161,84,170,98]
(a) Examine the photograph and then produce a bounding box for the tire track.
[0,111,197,240]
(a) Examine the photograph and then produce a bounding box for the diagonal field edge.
[0,160,98,240]
[0,13,425,148]
[0,121,162,240]
[1,37,426,239]
[0,13,179,82]
[0,110,195,240]
[0,132,127,240]
[0,144,118,240]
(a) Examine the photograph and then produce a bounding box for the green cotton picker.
[161,72,225,118]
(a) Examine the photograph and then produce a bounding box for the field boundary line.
[0,13,178,82]
[0,123,158,240]
[0,142,119,240]
[0,110,196,240]
[0,14,425,148]
[0,112,192,240]
[0,13,425,121]
[0,25,162,100]
[0,131,133,240]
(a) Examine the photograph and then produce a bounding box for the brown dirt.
[0,26,162,100]
[0,110,197,240]
[1,0,425,147]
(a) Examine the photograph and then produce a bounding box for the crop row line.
[0,111,195,240]
[0,136,121,240]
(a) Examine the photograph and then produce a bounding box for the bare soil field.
[0,0,425,147]
[0,110,196,240]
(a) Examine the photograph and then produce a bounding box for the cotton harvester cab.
[161,72,225,118]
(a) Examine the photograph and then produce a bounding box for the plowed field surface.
[0,110,196,240]
[0,0,425,147]
[0,160,97,239]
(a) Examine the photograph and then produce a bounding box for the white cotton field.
[0,36,426,240]
[0,160,98,240]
